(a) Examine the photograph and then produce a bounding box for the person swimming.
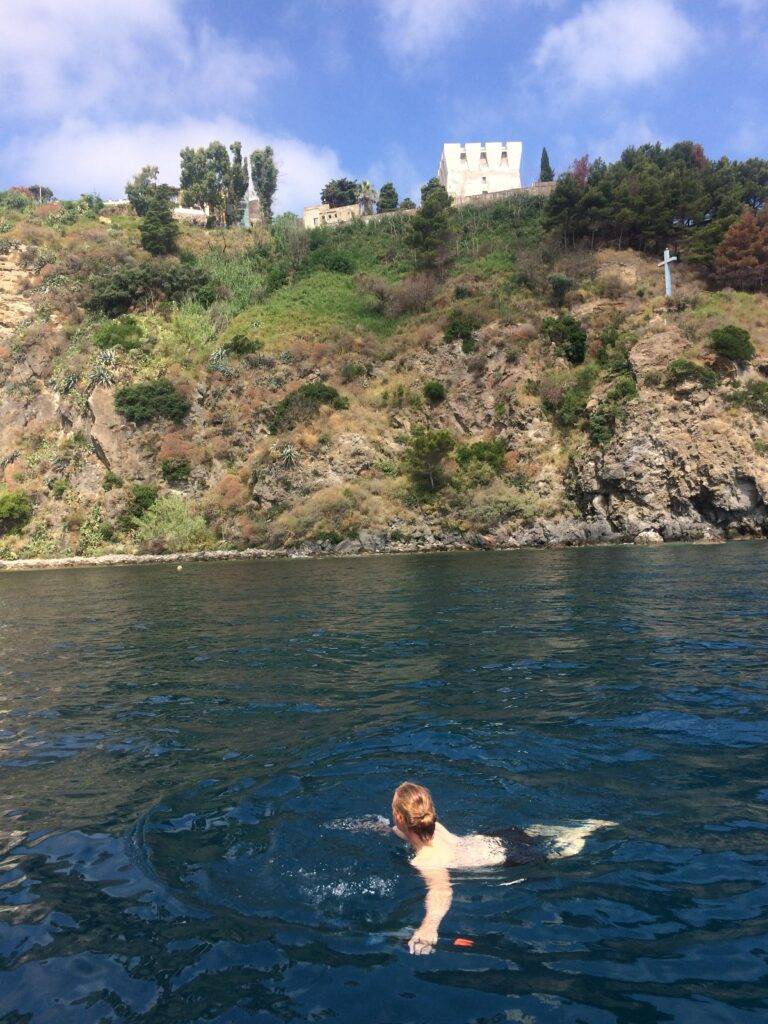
[390,781,615,954]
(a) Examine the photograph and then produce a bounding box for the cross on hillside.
[658,248,678,298]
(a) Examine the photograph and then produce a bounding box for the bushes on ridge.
[423,380,446,404]
[710,325,754,362]
[93,316,143,351]
[134,495,213,553]
[115,380,191,424]
[271,382,348,433]
[87,259,213,317]
[665,359,718,390]
[455,439,506,472]
[0,491,33,534]
[542,313,587,365]
[588,374,638,447]
[161,457,192,484]
[445,308,481,353]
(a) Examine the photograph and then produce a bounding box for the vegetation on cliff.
[1,139,767,561]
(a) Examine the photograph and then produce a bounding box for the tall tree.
[358,180,378,215]
[320,178,359,208]
[377,182,399,212]
[140,186,179,255]
[249,146,278,223]
[409,179,454,271]
[180,141,248,227]
[26,185,54,204]
[126,166,160,216]
[713,208,768,292]
[540,148,554,182]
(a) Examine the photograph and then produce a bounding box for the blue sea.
[1,544,767,1023]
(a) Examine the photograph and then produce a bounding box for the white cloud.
[6,117,346,213]
[0,0,285,119]
[375,0,486,59]
[533,0,699,95]
[586,114,664,162]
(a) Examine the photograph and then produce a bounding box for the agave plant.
[276,443,298,468]
[208,347,236,377]
[88,362,115,389]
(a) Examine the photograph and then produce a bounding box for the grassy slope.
[225,271,396,348]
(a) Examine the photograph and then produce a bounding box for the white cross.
[658,248,678,298]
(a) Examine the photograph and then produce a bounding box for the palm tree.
[357,180,378,216]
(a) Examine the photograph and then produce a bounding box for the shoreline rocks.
[0,519,744,573]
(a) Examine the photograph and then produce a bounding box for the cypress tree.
[540,147,554,182]
[250,146,278,223]
[140,187,179,255]
[377,182,399,212]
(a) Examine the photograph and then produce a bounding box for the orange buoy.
[453,937,474,947]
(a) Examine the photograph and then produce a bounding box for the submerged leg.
[525,819,616,859]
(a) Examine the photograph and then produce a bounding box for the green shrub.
[548,273,572,307]
[455,439,506,472]
[311,249,355,274]
[402,427,455,493]
[588,374,638,447]
[588,408,614,447]
[539,365,598,429]
[423,380,447,404]
[161,457,192,484]
[103,470,123,491]
[224,334,262,356]
[445,308,481,345]
[87,260,212,317]
[93,316,143,351]
[0,490,32,534]
[665,359,718,390]
[114,380,190,424]
[710,325,755,362]
[48,479,68,499]
[134,495,213,553]
[542,314,587,365]
[341,361,369,384]
[271,382,348,433]
[117,483,158,530]
[727,380,768,417]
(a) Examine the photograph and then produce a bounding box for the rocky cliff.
[1,212,767,564]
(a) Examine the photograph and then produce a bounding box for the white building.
[438,141,523,201]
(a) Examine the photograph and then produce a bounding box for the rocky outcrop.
[570,385,768,542]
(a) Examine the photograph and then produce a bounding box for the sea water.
[0,545,767,1023]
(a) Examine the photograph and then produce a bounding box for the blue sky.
[0,0,766,212]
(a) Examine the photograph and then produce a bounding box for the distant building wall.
[438,141,523,200]
[303,202,361,230]
[451,179,556,207]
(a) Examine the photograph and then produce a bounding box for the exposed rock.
[634,529,664,545]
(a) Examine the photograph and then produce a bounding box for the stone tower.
[438,141,523,201]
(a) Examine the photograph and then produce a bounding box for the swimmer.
[391,781,615,955]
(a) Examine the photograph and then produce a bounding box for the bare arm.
[408,868,453,955]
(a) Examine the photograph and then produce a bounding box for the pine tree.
[250,146,278,223]
[377,182,399,212]
[540,147,554,182]
[713,208,768,292]
[140,187,179,255]
[409,180,454,271]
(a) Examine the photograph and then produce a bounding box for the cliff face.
[570,317,768,545]
[1,219,767,563]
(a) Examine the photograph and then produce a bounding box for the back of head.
[392,781,437,841]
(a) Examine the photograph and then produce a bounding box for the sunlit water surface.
[1,545,767,1023]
